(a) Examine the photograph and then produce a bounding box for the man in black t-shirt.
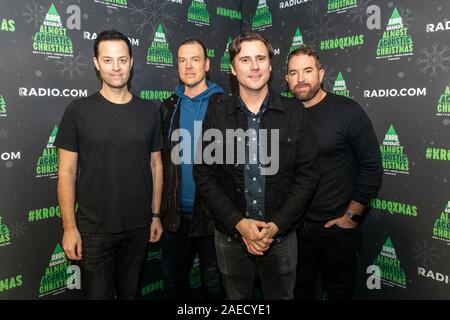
[54,30,163,300]
[285,45,382,300]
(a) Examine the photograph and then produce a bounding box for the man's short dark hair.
[287,45,322,70]
[94,29,132,58]
[228,32,274,64]
[178,39,208,60]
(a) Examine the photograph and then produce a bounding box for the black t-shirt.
[305,92,382,223]
[55,92,163,233]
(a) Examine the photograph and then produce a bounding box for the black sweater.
[304,92,382,223]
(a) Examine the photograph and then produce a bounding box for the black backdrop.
[1,0,449,299]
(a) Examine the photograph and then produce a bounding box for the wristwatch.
[345,210,363,223]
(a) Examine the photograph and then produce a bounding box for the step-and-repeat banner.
[0,0,242,299]
[1,0,449,300]
[242,0,450,299]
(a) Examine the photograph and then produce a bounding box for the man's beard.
[294,82,321,102]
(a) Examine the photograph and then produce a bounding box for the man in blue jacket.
[160,39,224,300]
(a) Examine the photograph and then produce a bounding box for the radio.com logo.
[18,88,88,98]
[363,87,427,98]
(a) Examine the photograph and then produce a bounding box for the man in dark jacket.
[194,32,320,299]
[160,39,224,300]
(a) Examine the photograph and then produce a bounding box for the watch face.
[347,211,363,223]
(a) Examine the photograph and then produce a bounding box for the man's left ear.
[319,68,325,83]
[130,57,133,70]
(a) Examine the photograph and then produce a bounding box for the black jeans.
[79,226,149,300]
[160,216,224,300]
[294,221,361,300]
[215,230,297,300]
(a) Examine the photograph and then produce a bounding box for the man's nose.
[112,60,120,70]
[250,59,260,70]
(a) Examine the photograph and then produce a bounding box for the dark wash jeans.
[215,230,297,300]
[294,221,361,300]
[160,216,224,300]
[79,226,149,300]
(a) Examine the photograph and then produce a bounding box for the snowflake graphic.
[54,53,88,80]
[398,7,414,29]
[417,43,450,78]
[364,64,375,75]
[347,0,372,25]
[306,0,322,18]
[0,128,10,140]
[22,1,46,30]
[0,56,4,68]
[10,221,27,239]
[128,0,177,37]
[306,16,337,47]
[411,240,440,266]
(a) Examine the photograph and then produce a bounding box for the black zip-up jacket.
[160,93,224,237]
[193,90,321,240]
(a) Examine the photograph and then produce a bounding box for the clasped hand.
[235,219,279,256]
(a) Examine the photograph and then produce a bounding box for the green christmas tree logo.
[373,237,407,288]
[36,126,59,179]
[432,201,450,244]
[286,28,304,62]
[380,125,409,175]
[289,28,304,52]
[252,0,272,30]
[147,24,173,67]
[187,0,210,26]
[436,84,450,116]
[38,243,71,297]
[331,72,350,97]
[327,0,358,13]
[220,37,232,72]
[376,7,413,60]
[32,4,73,57]
[0,94,7,117]
[0,216,11,247]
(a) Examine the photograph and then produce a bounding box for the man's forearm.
[58,172,77,231]
[151,155,163,214]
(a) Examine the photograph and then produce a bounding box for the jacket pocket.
[278,128,301,162]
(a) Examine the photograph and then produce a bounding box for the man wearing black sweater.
[286,45,382,300]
